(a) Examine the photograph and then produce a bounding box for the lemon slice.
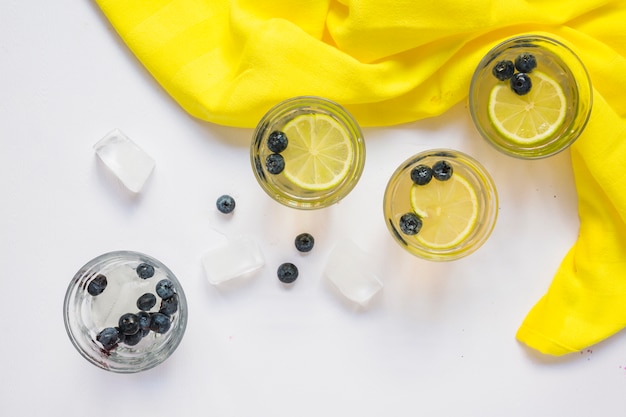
[488,71,567,144]
[281,113,354,191]
[410,173,479,249]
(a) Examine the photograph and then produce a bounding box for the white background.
[2,1,625,416]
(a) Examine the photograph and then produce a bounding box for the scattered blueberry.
[399,212,422,235]
[510,73,532,95]
[432,160,453,181]
[265,153,285,175]
[122,329,143,346]
[410,165,433,186]
[149,312,171,334]
[118,313,140,335]
[515,53,537,73]
[136,263,155,279]
[137,311,151,336]
[267,131,289,153]
[294,233,315,253]
[136,293,157,311]
[96,327,120,350]
[492,60,515,81]
[159,293,179,317]
[216,194,236,214]
[87,274,107,296]
[155,279,175,299]
[277,262,298,284]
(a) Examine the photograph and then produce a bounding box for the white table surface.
[2,1,625,416]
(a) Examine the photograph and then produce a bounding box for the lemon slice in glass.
[410,173,479,249]
[488,71,567,145]
[281,113,354,191]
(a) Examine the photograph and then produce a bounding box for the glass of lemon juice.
[469,34,592,159]
[383,150,498,261]
[251,96,365,209]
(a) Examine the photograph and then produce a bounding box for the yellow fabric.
[95,0,626,355]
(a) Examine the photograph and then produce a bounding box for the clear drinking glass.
[383,149,498,261]
[469,34,592,159]
[63,251,187,373]
[251,96,366,209]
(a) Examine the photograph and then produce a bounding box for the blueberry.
[87,274,107,296]
[410,165,433,186]
[432,160,453,181]
[216,194,236,214]
[149,312,171,334]
[159,293,179,317]
[267,131,289,153]
[294,233,315,253]
[510,73,532,95]
[136,263,155,279]
[277,262,298,284]
[265,153,285,175]
[137,311,151,335]
[122,330,143,346]
[492,60,515,81]
[399,212,422,235]
[96,327,120,350]
[136,293,157,311]
[118,313,140,335]
[114,327,126,344]
[155,279,175,299]
[515,53,537,73]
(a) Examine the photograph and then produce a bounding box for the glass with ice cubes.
[63,251,187,373]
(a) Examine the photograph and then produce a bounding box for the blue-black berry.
[267,131,289,153]
[149,312,171,334]
[216,194,236,214]
[118,313,140,335]
[515,53,537,73]
[510,73,532,95]
[410,165,433,186]
[294,233,315,252]
[492,60,515,81]
[156,279,175,299]
[399,212,422,235]
[122,329,143,346]
[159,293,179,317]
[277,262,298,283]
[87,274,107,296]
[136,293,157,311]
[265,153,285,175]
[432,160,453,181]
[96,327,120,350]
[136,263,155,279]
[137,311,152,336]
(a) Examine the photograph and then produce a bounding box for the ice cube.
[202,236,265,285]
[94,129,155,193]
[324,240,383,306]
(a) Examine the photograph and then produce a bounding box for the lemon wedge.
[488,71,567,144]
[281,113,353,191]
[410,173,479,249]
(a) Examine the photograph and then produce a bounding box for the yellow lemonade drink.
[383,150,498,261]
[251,96,365,209]
[469,35,592,159]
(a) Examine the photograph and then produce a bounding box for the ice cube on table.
[202,236,265,285]
[94,129,155,193]
[324,240,383,306]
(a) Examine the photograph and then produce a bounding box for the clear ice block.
[202,236,265,284]
[324,240,383,306]
[94,129,155,193]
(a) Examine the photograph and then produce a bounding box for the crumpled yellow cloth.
[96,0,626,355]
